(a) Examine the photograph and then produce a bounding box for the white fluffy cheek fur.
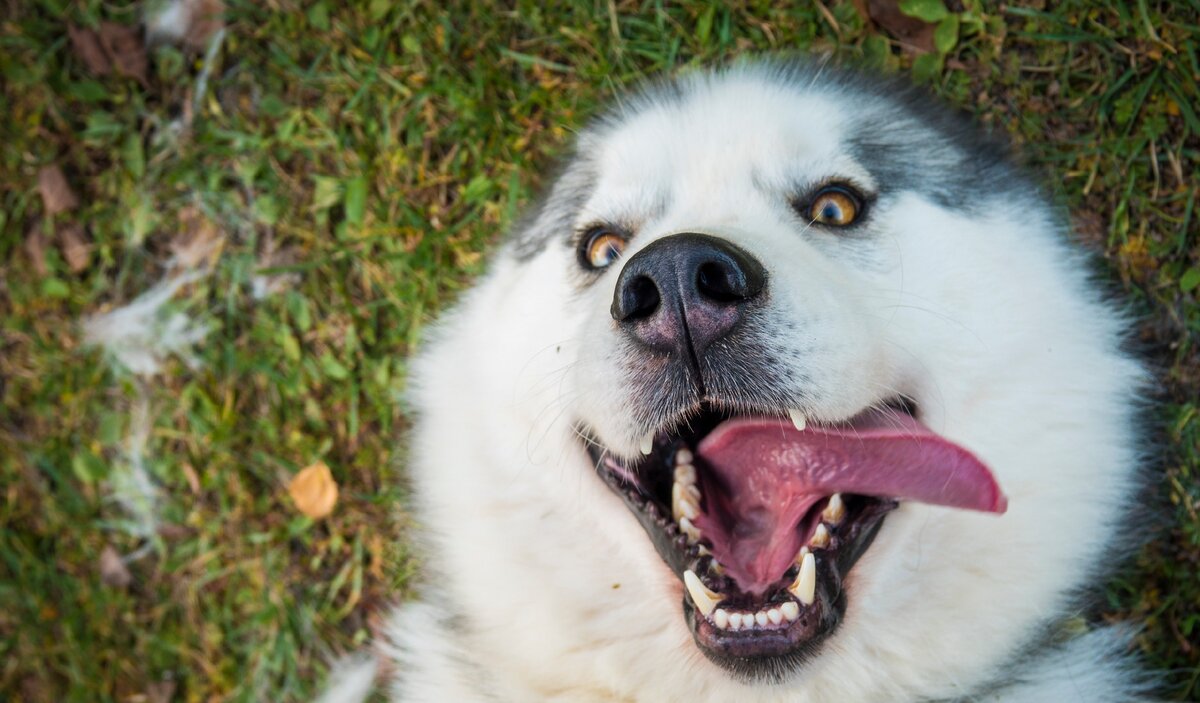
[808,197,1143,697]
[407,249,703,696]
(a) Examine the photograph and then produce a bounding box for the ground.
[0,1,1197,701]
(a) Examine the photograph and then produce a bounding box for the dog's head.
[417,61,1140,692]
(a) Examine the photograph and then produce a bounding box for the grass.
[0,1,1196,700]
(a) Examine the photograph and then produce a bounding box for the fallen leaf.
[185,0,226,50]
[170,206,224,268]
[859,0,937,54]
[146,0,226,50]
[145,679,177,703]
[58,223,92,273]
[288,461,339,519]
[99,545,133,588]
[68,24,112,75]
[98,22,148,86]
[38,165,79,215]
[24,223,49,276]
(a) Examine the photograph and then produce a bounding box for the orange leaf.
[289,461,339,519]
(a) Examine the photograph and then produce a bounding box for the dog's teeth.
[789,551,817,605]
[709,560,725,576]
[767,608,782,625]
[713,608,729,630]
[729,612,743,630]
[822,494,845,524]
[683,570,722,617]
[754,611,769,627]
[674,463,697,485]
[809,523,831,549]
[639,432,654,455]
[788,408,807,432]
[678,516,701,542]
[675,448,694,465]
[672,483,699,521]
[794,546,810,564]
[780,602,800,621]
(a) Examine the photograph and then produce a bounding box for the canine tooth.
[639,432,654,455]
[822,494,845,524]
[678,516,701,542]
[675,448,694,465]
[767,608,782,625]
[755,611,769,627]
[683,570,723,617]
[713,608,729,630]
[672,484,699,521]
[795,546,810,564]
[788,408,807,432]
[674,463,697,485]
[780,602,800,621]
[809,523,831,549]
[789,552,817,605]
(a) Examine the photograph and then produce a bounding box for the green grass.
[1,1,1197,700]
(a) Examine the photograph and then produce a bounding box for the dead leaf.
[24,223,48,276]
[157,523,191,540]
[58,222,92,273]
[68,23,112,75]
[186,0,226,50]
[288,461,339,519]
[38,165,79,216]
[145,679,177,703]
[170,206,224,268]
[99,545,133,588]
[860,0,937,54]
[98,22,148,86]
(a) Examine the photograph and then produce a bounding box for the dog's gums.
[585,403,1006,678]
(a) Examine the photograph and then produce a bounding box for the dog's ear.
[508,152,596,260]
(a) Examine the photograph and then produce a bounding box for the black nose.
[610,233,767,354]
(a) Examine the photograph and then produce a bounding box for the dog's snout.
[610,233,766,354]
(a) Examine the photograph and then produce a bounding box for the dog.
[324,58,1154,702]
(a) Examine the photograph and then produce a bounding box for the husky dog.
[329,60,1154,702]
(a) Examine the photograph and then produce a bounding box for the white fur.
[325,64,1151,702]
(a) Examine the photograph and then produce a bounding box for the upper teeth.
[788,408,807,431]
[639,431,655,455]
[683,570,723,616]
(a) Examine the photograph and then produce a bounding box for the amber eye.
[806,186,862,227]
[580,228,627,270]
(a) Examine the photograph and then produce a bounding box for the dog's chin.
[581,400,1006,682]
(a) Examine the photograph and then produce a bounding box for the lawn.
[1,1,1197,701]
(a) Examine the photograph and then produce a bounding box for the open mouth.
[583,400,1006,680]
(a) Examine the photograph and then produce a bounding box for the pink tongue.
[693,409,1006,594]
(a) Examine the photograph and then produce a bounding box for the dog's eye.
[581,228,627,270]
[805,186,862,227]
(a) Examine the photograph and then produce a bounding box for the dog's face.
[415,63,1139,696]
